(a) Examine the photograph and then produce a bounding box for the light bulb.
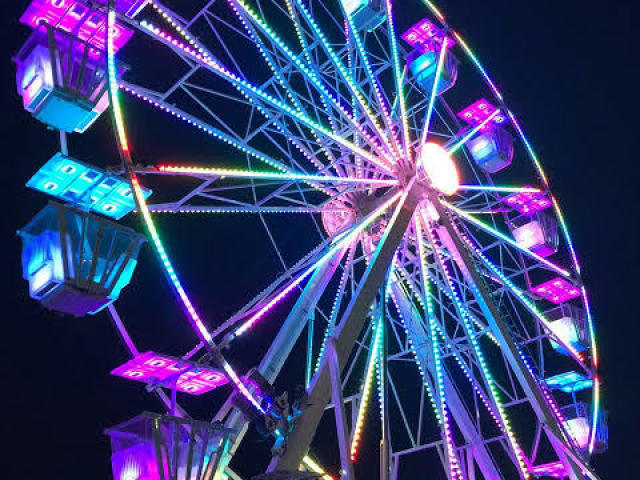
[419,142,460,195]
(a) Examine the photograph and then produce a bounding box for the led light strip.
[226,0,392,166]
[456,227,587,367]
[350,316,384,461]
[433,319,505,432]
[415,219,463,480]
[408,243,505,430]
[156,165,396,185]
[580,285,600,453]
[419,37,449,147]
[302,455,335,480]
[419,5,595,403]
[342,6,402,164]
[457,185,541,194]
[233,269,314,337]
[420,0,585,282]
[119,84,334,197]
[227,0,339,173]
[148,1,210,58]
[447,109,500,154]
[345,25,363,179]
[314,245,355,376]
[389,269,441,417]
[139,10,336,176]
[290,0,396,161]
[399,244,500,348]
[376,301,387,428]
[384,0,412,163]
[517,349,572,441]
[456,225,601,457]
[147,206,329,214]
[443,201,572,278]
[284,0,345,168]
[425,222,530,478]
[106,5,264,414]
[518,347,600,464]
[138,21,392,174]
[233,192,401,337]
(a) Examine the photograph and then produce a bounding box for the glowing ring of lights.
[422,0,600,455]
[93,0,603,477]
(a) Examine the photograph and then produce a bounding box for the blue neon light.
[545,371,593,394]
[26,152,151,219]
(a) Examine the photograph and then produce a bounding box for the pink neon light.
[20,0,134,53]
[503,186,552,215]
[531,277,581,304]
[111,351,228,395]
[529,461,568,479]
[457,98,507,130]
[401,18,455,52]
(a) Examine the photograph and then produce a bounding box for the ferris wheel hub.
[416,142,460,196]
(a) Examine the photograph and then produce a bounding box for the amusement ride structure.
[14,0,607,479]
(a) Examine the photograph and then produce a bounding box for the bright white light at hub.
[419,142,460,195]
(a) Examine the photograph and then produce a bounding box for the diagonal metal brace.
[269,186,419,472]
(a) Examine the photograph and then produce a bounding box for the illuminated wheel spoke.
[12,1,601,478]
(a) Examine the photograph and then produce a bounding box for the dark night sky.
[1,0,638,479]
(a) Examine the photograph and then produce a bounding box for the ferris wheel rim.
[94,0,604,476]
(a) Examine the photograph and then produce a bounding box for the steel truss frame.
[92,1,603,480]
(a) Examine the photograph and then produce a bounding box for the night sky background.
[1,0,638,478]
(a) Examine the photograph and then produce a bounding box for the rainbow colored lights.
[419,1,588,314]
[7,0,605,476]
[111,0,600,470]
[119,83,335,197]
[387,273,441,425]
[384,0,412,163]
[457,228,587,365]
[226,0,394,166]
[415,219,463,480]
[444,201,571,278]
[156,165,396,185]
[106,4,268,415]
[342,0,402,164]
[426,218,530,477]
[290,0,396,162]
[233,192,400,337]
[350,316,383,461]
[139,19,394,174]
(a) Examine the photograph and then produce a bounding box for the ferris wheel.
[14,0,607,479]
